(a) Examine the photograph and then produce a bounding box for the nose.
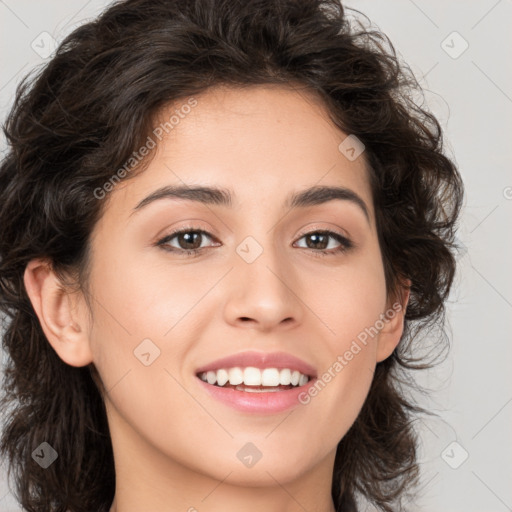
[222,238,304,333]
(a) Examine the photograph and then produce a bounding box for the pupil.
[180,232,200,249]
[309,233,327,249]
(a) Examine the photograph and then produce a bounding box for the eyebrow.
[132,184,370,223]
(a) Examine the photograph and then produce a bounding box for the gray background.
[0,1,511,511]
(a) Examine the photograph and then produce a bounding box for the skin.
[24,84,409,512]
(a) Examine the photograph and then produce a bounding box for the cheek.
[85,254,212,468]
[299,246,387,437]
[312,246,388,350]
[87,240,206,342]
[85,244,213,421]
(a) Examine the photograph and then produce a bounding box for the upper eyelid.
[157,227,218,245]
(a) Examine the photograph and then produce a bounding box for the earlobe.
[375,281,411,363]
[23,258,94,368]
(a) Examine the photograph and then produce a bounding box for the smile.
[194,350,317,414]
[198,366,311,391]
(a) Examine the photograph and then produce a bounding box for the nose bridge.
[237,231,291,297]
[224,229,302,329]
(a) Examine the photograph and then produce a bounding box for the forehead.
[103,84,374,223]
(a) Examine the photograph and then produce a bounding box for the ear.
[23,258,93,367]
[375,279,411,363]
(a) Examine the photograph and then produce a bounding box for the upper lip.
[195,350,317,378]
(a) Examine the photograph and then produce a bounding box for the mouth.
[194,351,317,414]
[197,366,312,393]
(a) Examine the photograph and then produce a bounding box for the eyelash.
[156,225,354,258]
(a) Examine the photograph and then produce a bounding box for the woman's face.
[67,85,405,488]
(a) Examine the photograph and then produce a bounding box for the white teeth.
[279,368,292,385]
[261,368,280,386]
[216,368,229,387]
[228,367,243,386]
[243,367,261,386]
[199,366,311,388]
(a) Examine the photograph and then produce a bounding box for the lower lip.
[197,377,316,414]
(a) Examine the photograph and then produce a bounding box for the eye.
[156,226,219,256]
[293,230,353,256]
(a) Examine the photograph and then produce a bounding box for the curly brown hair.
[0,0,463,511]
